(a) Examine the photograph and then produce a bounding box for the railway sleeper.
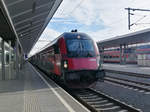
[80,96,102,99]
[88,100,109,105]
[96,106,121,112]
[77,90,94,93]
[77,93,96,97]
[91,103,115,108]
[84,98,106,102]
[118,110,129,112]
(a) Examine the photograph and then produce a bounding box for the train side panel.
[36,42,62,76]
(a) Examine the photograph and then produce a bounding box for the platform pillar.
[1,39,5,80]
[8,41,12,79]
[120,45,123,64]
[19,50,23,70]
[123,44,127,64]
[100,47,104,64]
[15,41,19,78]
[102,47,104,63]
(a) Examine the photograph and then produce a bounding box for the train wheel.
[56,75,60,82]
[61,71,67,84]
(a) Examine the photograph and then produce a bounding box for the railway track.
[105,69,150,78]
[71,88,141,112]
[105,76,150,93]
[34,65,143,111]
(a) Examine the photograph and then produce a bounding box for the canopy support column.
[8,41,12,79]
[123,44,127,64]
[120,45,123,64]
[15,41,19,78]
[100,47,104,64]
[1,39,5,80]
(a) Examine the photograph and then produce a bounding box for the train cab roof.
[62,32,92,40]
[35,32,92,55]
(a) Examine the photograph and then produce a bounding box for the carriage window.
[67,39,94,52]
[54,44,59,54]
[66,39,95,57]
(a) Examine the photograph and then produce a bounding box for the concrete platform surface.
[103,63,150,75]
[0,62,89,112]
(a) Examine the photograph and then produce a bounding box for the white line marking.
[30,63,90,112]
[30,64,76,112]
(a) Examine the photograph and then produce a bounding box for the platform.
[103,63,150,75]
[0,62,89,112]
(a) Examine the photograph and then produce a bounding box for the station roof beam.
[97,28,150,48]
[0,0,62,54]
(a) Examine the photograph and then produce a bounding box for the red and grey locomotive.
[31,31,105,88]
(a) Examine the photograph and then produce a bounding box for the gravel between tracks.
[93,79,150,112]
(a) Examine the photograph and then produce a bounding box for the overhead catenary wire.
[131,15,147,26]
[93,0,139,34]
[68,0,85,16]
[135,23,150,25]
[58,0,85,18]
[56,0,135,31]
[58,0,150,31]
[125,7,150,29]
[131,11,150,26]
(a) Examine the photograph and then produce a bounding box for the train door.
[54,43,61,75]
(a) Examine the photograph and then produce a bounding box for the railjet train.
[30,30,105,88]
[103,44,150,64]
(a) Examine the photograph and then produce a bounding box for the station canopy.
[97,28,150,48]
[0,0,62,54]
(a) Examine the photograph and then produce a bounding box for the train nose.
[68,58,98,70]
[66,73,80,80]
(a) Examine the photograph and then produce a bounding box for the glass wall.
[0,37,16,80]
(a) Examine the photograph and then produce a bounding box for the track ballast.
[71,88,141,112]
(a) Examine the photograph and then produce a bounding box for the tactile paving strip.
[24,91,41,112]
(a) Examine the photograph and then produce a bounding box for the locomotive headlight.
[64,61,68,68]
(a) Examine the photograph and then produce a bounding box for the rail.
[70,88,141,112]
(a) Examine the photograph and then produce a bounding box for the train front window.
[66,39,95,57]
